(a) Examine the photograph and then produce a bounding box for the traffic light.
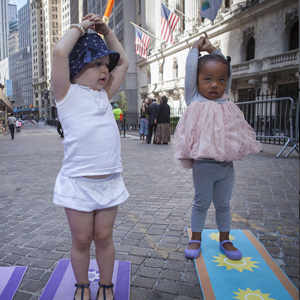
[30,104,33,108]
[44,91,48,99]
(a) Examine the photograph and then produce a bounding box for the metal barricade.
[236,97,298,157]
[284,97,299,157]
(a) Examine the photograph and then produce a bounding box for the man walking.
[7,113,16,139]
[147,98,159,144]
[113,103,123,135]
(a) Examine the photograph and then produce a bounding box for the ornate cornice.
[285,8,299,25]
[243,26,254,39]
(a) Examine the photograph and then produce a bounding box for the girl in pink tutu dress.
[173,33,261,260]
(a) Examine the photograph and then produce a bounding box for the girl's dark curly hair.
[198,54,231,77]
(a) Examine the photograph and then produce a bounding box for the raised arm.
[52,19,94,102]
[103,30,129,99]
[185,33,217,106]
[83,14,129,100]
[184,49,200,106]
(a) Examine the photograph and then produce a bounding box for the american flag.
[160,3,179,44]
[134,27,150,59]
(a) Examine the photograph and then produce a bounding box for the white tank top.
[56,84,122,177]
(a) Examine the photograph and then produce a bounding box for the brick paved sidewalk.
[0,123,298,299]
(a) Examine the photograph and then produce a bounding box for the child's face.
[73,55,110,91]
[197,61,228,100]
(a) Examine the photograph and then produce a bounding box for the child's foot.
[221,240,238,252]
[219,240,242,260]
[184,240,201,259]
[186,240,201,250]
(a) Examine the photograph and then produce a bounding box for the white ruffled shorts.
[53,171,129,212]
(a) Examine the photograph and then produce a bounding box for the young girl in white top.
[52,14,129,300]
[173,33,261,260]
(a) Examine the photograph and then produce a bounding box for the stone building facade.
[137,0,299,111]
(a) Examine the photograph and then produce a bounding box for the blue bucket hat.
[69,33,120,80]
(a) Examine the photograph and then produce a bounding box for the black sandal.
[74,283,91,300]
[97,283,114,300]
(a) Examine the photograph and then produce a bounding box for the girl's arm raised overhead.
[104,29,129,99]
[184,48,200,106]
[83,14,129,100]
[52,19,93,102]
[185,33,216,106]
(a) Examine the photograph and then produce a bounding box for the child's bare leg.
[94,206,118,300]
[219,232,238,251]
[187,231,202,249]
[65,208,93,300]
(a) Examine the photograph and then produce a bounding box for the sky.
[9,0,28,11]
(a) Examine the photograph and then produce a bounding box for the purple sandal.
[219,240,242,260]
[184,240,201,259]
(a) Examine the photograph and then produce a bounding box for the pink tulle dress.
[173,48,262,169]
[173,100,262,169]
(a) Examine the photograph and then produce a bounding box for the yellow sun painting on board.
[212,254,259,272]
[208,232,236,242]
[233,288,275,300]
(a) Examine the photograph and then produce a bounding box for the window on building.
[159,63,163,82]
[289,21,299,50]
[173,59,178,79]
[246,37,255,61]
[115,10,123,24]
[238,88,255,102]
[225,0,231,8]
[147,67,151,85]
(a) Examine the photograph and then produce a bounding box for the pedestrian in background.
[7,113,16,140]
[139,98,149,142]
[15,119,21,132]
[147,98,158,144]
[113,103,123,135]
[173,33,261,261]
[51,13,129,300]
[155,96,170,145]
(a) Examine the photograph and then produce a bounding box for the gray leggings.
[191,160,235,233]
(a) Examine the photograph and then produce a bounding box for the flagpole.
[131,22,162,42]
[161,1,192,22]
[103,0,115,24]
[99,0,115,39]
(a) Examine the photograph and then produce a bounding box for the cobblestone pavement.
[0,122,299,300]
